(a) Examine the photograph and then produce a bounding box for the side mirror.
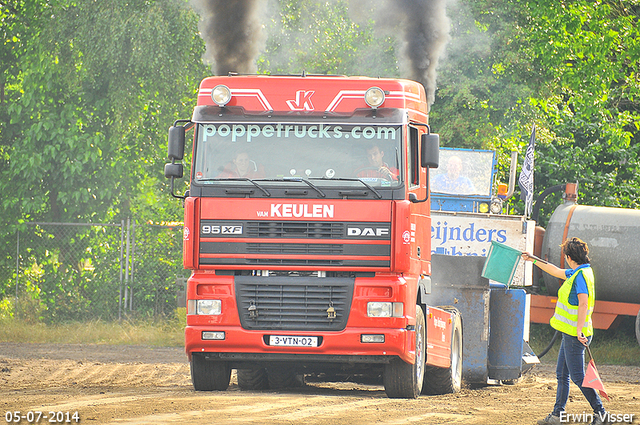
[164,163,183,179]
[168,126,185,160]
[421,133,439,169]
[411,133,440,204]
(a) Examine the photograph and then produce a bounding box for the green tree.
[431,0,640,218]
[521,1,640,210]
[0,0,59,305]
[260,0,398,77]
[1,0,208,316]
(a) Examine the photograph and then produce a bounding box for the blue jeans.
[552,333,605,416]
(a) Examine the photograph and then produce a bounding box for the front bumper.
[185,325,414,364]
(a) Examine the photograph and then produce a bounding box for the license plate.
[269,335,318,347]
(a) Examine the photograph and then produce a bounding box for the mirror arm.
[169,176,186,200]
[409,168,430,203]
[168,159,186,200]
[173,119,193,129]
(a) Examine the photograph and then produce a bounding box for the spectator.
[432,155,475,194]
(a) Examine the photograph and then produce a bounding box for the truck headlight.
[364,87,385,108]
[211,84,232,106]
[188,299,222,315]
[367,302,403,318]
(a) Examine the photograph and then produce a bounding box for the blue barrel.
[488,283,527,380]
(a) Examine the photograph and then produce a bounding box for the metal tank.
[542,201,640,304]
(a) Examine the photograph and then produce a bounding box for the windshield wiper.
[197,178,271,197]
[258,177,326,198]
[310,177,382,199]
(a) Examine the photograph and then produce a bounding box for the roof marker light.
[364,87,385,108]
[211,85,232,106]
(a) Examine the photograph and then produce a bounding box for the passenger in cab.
[218,150,265,179]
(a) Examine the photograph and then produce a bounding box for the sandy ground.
[1,342,638,425]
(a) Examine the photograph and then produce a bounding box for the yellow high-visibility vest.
[550,266,595,337]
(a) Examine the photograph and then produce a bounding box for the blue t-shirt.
[432,174,476,194]
[564,264,590,306]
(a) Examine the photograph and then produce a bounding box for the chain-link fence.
[9,220,188,323]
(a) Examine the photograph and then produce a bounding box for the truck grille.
[235,276,354,331]
[199,220,391,268]
[245,222,344,239]
[246,243,343,255]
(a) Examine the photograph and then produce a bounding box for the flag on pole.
[583,346,610,401]
[518,124,536,217]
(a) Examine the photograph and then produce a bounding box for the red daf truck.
[164,74,464,399]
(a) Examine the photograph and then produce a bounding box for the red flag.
[583,347,609,401]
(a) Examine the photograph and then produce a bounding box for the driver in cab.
[357,145,399,181]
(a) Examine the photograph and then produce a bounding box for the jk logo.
[286,90,315,111]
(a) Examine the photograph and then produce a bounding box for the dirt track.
[1,342,638,425]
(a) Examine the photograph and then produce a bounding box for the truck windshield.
[192,123,403,188]
[430,148,495,197]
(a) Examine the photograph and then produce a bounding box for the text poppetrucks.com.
[560,412,635,423]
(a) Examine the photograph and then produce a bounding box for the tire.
[266,364,305,389]
[190,354,231,391]
[237,367,269,391]
[383,304,426,399]
[423,309,463,395]
[636,308,640,348]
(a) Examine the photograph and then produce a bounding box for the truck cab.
[165,75,462,399]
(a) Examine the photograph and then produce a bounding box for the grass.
[529,316,640,366]
[0,308,186,347]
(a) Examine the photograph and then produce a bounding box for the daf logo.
[347,226,390,237]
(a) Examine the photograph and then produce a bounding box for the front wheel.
[423,309,463,395]
[237,367,269,391]
[190,354,231,391]
[383,305,426,399]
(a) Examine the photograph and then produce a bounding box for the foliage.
[0,309,186,346]
[3,0,207,223]
[1,0,639,321]
[0,0,207,307]
[259,0,398,77]
[431,0,640,221]
[521,1,640,212]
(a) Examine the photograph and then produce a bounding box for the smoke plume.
[190,0,266,75]
[190,0,452,107]
[350,0,452,107]
[398,0,451,106]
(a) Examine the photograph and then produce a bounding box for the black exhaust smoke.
[191,0,451,107]
[350,0,452,107]
[398,0,451,106]
[190,0,265,75]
